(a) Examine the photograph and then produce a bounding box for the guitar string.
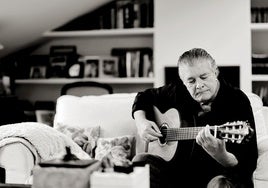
[163,127,204,141]
[162,125,244,142]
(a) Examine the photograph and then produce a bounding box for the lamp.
[0,43,4,50]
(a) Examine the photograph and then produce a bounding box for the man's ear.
[215,67,219,77]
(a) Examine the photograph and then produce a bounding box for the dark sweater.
[132,78,258,187]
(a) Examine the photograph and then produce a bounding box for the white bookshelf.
[252,75,268,81]
[251,23,268,31]
[43,28,154,37]
[15,77,154,85]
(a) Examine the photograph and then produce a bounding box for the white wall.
[33,36,153,56]
[0,0,111,58]
[154,0,251,92]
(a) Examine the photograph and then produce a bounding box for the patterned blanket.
[0,122,90,164]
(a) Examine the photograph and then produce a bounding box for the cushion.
[95,135,136,166]
[54,123,100,157]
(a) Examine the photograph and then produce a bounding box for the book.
[123,1,135,28]
[140,0,154,27]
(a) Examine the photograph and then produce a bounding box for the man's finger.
[149,125,162,137]
[204,125,214,140]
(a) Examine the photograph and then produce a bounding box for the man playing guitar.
[132,48,257,188]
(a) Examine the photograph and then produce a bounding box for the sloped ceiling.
[0,0,112,58]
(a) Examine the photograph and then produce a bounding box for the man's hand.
[196,125,226,155]
[136,119,162,143]
[134,110,162,143]
[196,125,238,167]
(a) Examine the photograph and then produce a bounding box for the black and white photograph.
[99,56,118,78]
[83,57,100,78]
[0,0,267,187]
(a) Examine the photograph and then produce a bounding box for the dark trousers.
[132,153,253,188]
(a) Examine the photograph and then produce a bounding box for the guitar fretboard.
[162,126,217,141]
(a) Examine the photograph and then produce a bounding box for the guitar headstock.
[215,121,254,144]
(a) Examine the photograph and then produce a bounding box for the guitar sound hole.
[159,126,167,145]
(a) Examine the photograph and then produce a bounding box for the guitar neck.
[164,126,217,141]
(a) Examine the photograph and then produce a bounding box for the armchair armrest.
[257,135,268,156]
[253,135,268,184]
[0,143,34,184]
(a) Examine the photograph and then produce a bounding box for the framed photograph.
[79,56,100,78]
[47,56,67,78]
[99,56,118,78]
[29,65,47,78]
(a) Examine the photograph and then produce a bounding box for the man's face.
[179,59,219,103]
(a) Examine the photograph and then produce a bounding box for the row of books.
[14,47,154,79]
[55,0,154,31]
[251,7,268,23]
[111,48,153,78]
[252,53,268,74]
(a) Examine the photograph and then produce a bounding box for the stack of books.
[251,7,268,23]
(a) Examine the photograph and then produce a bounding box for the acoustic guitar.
[147,106,253,161]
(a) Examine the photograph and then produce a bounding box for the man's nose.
[196,79,204,89]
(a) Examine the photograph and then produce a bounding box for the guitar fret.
[165,127,214,141]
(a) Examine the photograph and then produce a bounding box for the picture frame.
[47,57,67,78]
[99,56,119,78]
[29,65,47,78]
[79,56,100,78]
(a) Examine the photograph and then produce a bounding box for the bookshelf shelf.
[252,75,268,81]
[251,23,268,31]
[15,78,155,85]
[43,28,154,37]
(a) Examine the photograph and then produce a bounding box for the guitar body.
[146,106,251,162]
[148,106,180,161]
